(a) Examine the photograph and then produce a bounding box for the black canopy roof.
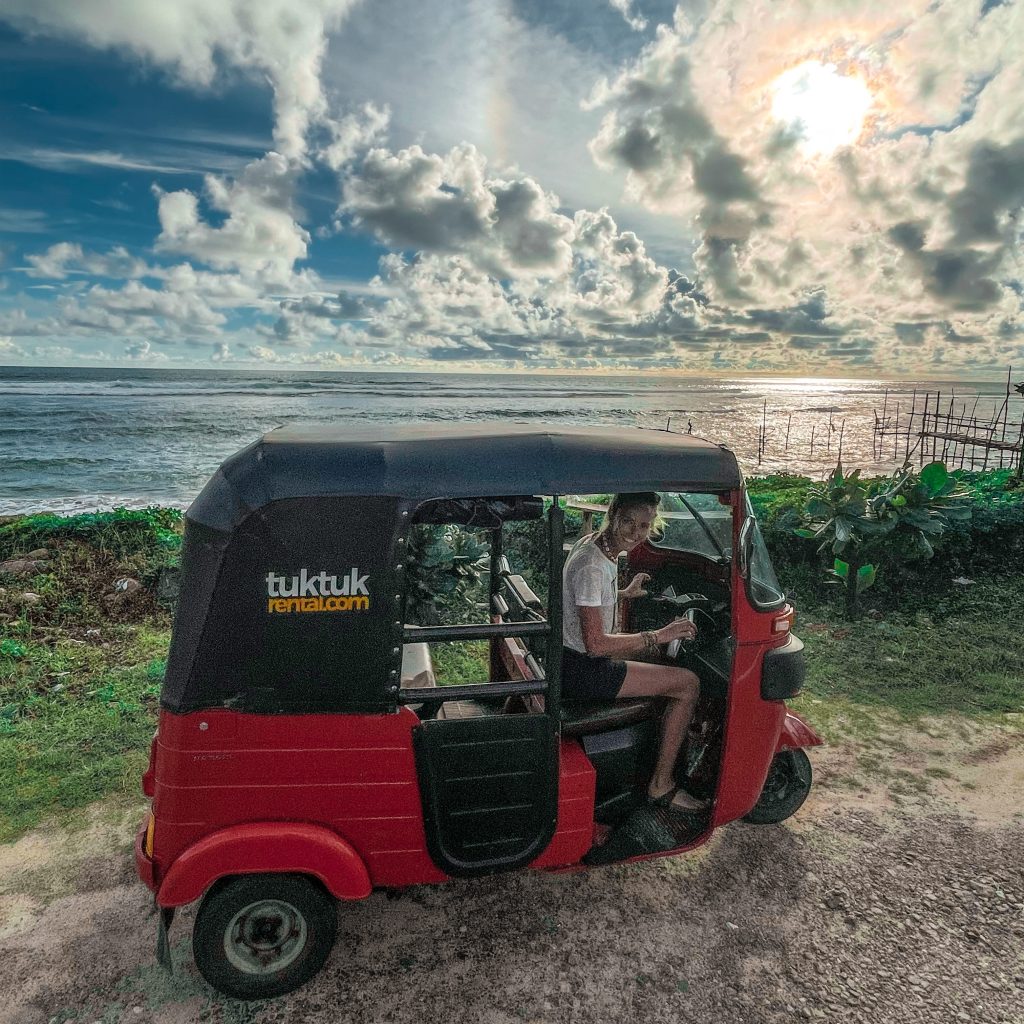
[189,424,742,532]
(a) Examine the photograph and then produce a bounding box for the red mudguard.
[157,821,372,908]
[775,709,823,753]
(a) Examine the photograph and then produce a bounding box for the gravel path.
[1,753,1022,1024]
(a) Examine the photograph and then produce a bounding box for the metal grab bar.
[402,621,549,643]
[398,678,547,704]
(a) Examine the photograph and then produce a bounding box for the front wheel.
[193,874,337,1000]
[743,749,812,825]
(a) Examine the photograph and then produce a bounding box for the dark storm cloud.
[949,138,1024,245]
[426,339,527,362]
[738,295,842,338]
[280,290,372,319]
[787,336,876,363]
[693,147,759,204]
[888,220,1003,311]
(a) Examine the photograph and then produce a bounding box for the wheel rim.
[762,759,793,803]
[223,899,308,975]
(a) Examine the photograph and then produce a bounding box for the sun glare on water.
[771,60,873,156]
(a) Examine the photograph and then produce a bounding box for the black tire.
[743,749,812,825]
[193,874,337,1000]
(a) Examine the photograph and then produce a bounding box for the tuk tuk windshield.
[744,496,786,609]
[649,492,732,559]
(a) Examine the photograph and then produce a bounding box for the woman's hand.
[655,616,698,644]
[620,572,651,600]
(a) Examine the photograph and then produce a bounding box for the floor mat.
[582,804,707,865]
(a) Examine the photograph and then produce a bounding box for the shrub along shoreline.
[1,472,1021,842]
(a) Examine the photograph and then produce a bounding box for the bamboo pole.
[941,394,954,462]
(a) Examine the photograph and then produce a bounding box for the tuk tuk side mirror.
[738,515,754,579]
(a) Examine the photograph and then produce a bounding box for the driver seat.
[559,698,663,738]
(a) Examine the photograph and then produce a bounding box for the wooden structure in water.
[872,367,1024,475]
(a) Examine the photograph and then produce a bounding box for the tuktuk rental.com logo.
[266,569,371,614]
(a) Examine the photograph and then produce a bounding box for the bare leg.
[618,661,704,810]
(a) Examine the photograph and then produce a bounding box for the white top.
[562,535,618,654]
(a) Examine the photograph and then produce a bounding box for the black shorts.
[561,646,627,701]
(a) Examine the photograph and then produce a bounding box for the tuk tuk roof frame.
[189,424,743,531]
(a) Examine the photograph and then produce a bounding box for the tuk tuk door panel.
[412,713,559,877]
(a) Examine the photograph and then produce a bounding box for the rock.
[104,577,144,611]
[824,891,847,910]
[0,558,47,575]
[26,548,49,559]
[20,592,41,605]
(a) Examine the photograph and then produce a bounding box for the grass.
[431,640,490,685]
[0,625,169,842]
[793,574,1024,716]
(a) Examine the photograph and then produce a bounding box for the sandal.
[648,785,709,813]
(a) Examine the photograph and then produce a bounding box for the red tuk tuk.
[136,424,820,999]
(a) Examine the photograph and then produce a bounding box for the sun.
[771,60,873,156]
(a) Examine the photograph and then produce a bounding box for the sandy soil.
[1,723,1022,1024]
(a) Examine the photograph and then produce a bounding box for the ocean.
[0,365,1013,515]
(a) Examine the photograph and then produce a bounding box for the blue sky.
[0,0,1022,376]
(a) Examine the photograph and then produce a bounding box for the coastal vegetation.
[1,472,1022,842]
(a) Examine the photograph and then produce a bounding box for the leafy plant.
[796,461,971,618]
[404,525,490,626]
[0,639,28,659]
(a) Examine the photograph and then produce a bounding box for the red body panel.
[157,821,372,907]
[529,736,595,870]
[147,705,597,903]
[711,643,787,823]
[777,710,823,751]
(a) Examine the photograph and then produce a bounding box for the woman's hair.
[607,492,660,520]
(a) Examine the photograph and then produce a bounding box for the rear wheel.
[193,874,337,1000]
[743,749,812,824]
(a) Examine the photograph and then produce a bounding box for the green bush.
[748,467,1024,612]
[0,507,182,561]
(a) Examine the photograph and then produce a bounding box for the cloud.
[341,143,576,279]
[0,0,358,161]
[0,208,50,234]
[26,243,148,280]
[6,0,1023,375]
[319,103,391,170]
[583,0,1024,362]
[154,153,310,284]
[0,337,29,359]
[7,147,188,175]
[59,281,227,333]
[608,0,647,33]
[124,340,153,360]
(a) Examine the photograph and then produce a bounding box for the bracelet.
[641,630,659,657]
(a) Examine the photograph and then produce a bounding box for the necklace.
[597,531,618,560]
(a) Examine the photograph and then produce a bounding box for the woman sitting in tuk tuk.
[562,492,706,813]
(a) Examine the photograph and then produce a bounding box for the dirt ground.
[1,721,1023,1024]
